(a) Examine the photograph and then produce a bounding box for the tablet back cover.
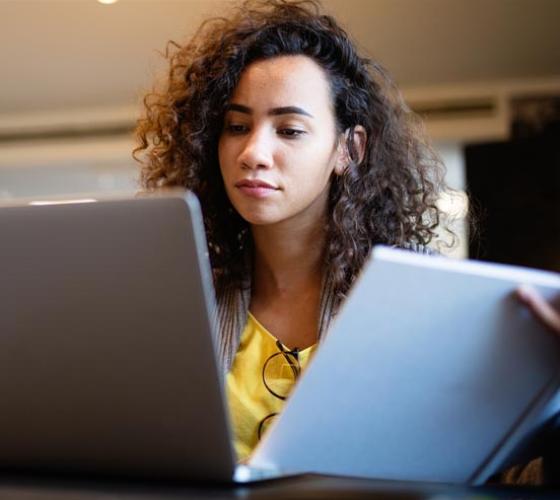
[250,247,560,484]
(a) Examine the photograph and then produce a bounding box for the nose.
[238,128,273,170]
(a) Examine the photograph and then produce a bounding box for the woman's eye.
[225,123,248,134]
[278,128,305,138]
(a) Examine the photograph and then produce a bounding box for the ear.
[334,125,367,175]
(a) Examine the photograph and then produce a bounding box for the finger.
[516,285,560,335]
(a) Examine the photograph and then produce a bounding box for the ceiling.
[1,0,560,116]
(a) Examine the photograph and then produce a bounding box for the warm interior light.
[97,0,119,5]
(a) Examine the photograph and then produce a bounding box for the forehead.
[229,55,334,112]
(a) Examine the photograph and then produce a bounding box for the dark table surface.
[0,473,558,500]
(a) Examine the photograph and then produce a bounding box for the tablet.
[250,246,560,484]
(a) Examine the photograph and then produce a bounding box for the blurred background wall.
[1,0,559,264]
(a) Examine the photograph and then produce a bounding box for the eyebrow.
[226,103,314,118]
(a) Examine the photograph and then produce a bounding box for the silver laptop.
[0,190,272,482]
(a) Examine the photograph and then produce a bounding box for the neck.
[251,217,326,299]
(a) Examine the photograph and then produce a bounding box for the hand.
[516,285,560,335]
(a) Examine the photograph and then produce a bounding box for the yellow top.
[225,312,316,461]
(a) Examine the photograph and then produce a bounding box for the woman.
[135,0,450,463]
[134,0,560,484]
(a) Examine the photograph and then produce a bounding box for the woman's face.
[218,55,346,228]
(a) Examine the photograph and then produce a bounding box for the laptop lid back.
[0,191,235,481]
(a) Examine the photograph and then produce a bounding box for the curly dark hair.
[135,0,449,308]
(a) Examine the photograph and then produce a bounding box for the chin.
[234,207,283,227]
[240,213,278,226]
[228,199,274,226]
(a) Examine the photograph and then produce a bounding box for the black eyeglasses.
[257,340,300,440]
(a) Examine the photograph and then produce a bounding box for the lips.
[234,179,280,199]
[234,179,279,190]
